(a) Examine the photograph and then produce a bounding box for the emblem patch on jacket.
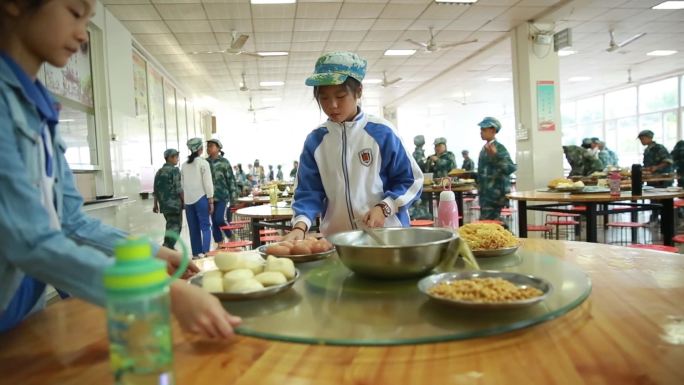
[358,148,373,167]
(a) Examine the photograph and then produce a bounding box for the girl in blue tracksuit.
[0,0,239,337]
[283,52,423,240]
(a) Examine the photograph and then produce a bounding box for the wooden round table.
[508,189,684,244]
[3,239,683,385]
[235,204,293,247]
[237,196,292,205]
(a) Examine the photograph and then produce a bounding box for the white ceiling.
[102,0,684,113]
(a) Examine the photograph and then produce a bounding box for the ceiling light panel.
[204,4,252,19]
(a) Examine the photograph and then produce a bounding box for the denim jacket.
[0,58,131,316]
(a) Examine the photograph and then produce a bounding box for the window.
[639,77,677,114]
[43,36,98,168]
[605,87,636,119]
[577,95,603,124]
[163,81,178,150]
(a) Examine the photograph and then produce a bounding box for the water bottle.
[631,164,643,196]
[104,235,188,385]
[437,189,460,231]
[609,171,621,197]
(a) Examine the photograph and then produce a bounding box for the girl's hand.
[170,282,241,339]
[153,204,159,213]
[208,201,214,215]
[157,246,200,279]
[282,228,306,242]
[364,206,386,228]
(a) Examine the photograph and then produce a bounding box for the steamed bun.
[222,269,254,291]
[265,255,296,279]
[228,278,264,293]
[202,276,223,293]
[255,271,287,286]
[214,252,244,271]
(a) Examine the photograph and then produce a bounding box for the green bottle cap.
[104,237,169,295]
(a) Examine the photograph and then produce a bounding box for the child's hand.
[364,206,386,228]
[157,246,200,279]
[282,228,305,242]
[170,282,242,339]
[153,204,159,213]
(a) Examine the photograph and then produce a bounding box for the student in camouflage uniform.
[595,139,618,167]
[638,129,673,187]
[206,139,239,244]
[276,165,284,181]
[153,148,184,249]
[477,117,516,221]
[671,140,684,187]
[412,135,427,172]
[290,160,299,180]
[409,135,431,220]
[426,137,457,179]
[461,150,474,171]
[563,145,603,176]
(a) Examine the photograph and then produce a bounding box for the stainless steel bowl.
[327,227,458,279]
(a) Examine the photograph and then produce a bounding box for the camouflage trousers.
[479,201,504,221]
[163,212,183,249]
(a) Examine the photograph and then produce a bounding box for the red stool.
[410,219,434,227]
[527,225,553,239]
[627,244,678,253]
[259,235,283,244]
[606,221,647,244]
[217,240,252,250]
[259,229,279,235]
[545,212,581,240]
[675,199,684,208]
[673,234,684,244]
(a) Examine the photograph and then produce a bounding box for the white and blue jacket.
[292,110,423,236]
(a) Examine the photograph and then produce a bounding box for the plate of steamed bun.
[257,238,335,262]
[192,251,299,300]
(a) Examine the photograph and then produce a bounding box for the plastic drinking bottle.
[104,233,188,385]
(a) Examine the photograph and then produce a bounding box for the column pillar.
[511,22,563,192]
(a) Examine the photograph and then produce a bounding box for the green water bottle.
[104,236,188,385]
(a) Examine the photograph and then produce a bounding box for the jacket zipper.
[341,123,356,229]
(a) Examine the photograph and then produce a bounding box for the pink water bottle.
[437,189,459,230]
[609,171,621,197]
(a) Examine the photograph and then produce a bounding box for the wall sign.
[536,80,556,131]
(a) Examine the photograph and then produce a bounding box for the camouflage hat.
[478,116,502,133]
[581,138,593,146]
[590,137,600,143]
[187,137,203,152]
[637,129,654,139]
[163,148,179,159]
[462,150,469,155]
[305,51,367,87]
[434,137,447,146]
[207,138,223,148]
[413,135,425,146]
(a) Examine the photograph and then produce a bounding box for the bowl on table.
[326,227,458,279]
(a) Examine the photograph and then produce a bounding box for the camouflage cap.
[305,51,367,87]
[477,116,502,133]
[163,148,179,159]
[413,135,425,146]
[462,150,469,155]
[581,138,593,146]
[434,137,447,146]
[637,129,654,139]
[187,137,203,152]
[207,138,223,148]
[590,137,600,143]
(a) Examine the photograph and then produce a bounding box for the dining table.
[2,239,683,385]
[237,195,292,205]
[235,204,293,247]
[508,188,684,245]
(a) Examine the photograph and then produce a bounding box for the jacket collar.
[0,53,58,129]
[325,108,366,130]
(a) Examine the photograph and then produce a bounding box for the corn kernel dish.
[428,277,543,303]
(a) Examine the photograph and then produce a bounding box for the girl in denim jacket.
[0,0,239,337]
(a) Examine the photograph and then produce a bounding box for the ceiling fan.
[240,73,272,93]
[453,91,486,106]
[247,96,274,113]
[406,27,478,53]
[189,31,260,57]
[380,71,402,87]
[606,30,646,52]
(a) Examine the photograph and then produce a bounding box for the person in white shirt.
[181,138,214,258]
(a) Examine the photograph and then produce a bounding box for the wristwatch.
[375,202,391,218]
